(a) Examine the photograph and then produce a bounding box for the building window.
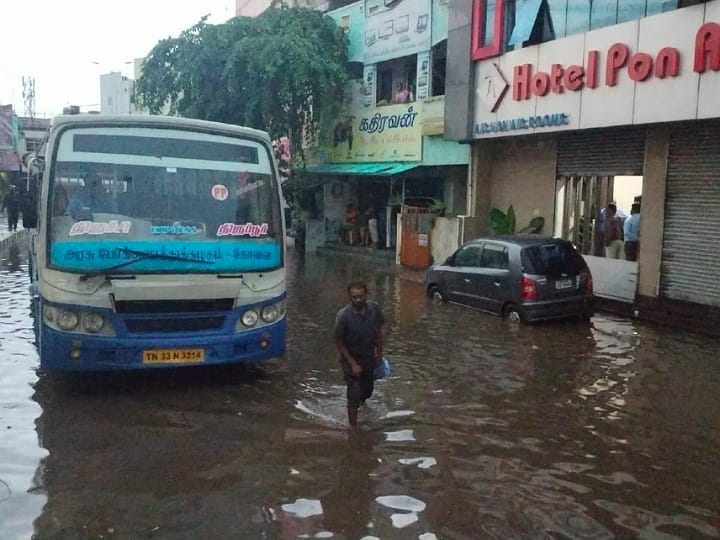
[479,0,681,55]
[590,0,618,29]
[471,0,507,60]
[617,0,647,23]
[432,41,446,97]
[375,54,418,107]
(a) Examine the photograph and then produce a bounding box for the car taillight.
[581,272,593,294]
[520,277,538,300]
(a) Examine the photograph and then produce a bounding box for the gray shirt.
[334,301,384,370]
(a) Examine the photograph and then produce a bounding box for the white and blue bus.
[27,115,286,371]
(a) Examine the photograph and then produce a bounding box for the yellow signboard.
[421,96,445,136]
[327,103,422,163]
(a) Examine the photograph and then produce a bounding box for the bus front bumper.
[38,318,286,371]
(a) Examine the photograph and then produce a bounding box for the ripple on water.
[0,249,46,540]
[2,252,720,538]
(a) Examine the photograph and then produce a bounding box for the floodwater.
[1,243,720,539]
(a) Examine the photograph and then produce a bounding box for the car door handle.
[494,281,501,286]
[464,278,471,283]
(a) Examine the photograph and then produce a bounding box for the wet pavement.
[1,242,720,539]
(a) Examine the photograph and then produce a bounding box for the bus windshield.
[48,126,282,275]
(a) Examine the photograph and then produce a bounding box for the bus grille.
[124,316,226,333]
[114,299,234,314]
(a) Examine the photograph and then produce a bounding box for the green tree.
[136,7,350,168]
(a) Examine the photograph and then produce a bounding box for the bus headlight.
[261,305,278,323]
[82,312,104,333]
[42,305,55,322]
[57,311,79,331]
[241,310,259,327]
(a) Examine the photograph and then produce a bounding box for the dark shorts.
[345,369,374,408]
[625,240,639,261]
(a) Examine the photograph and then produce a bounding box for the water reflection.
[0,241,46,540]
[1,249,720,538]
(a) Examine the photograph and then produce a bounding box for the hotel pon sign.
[472,3,720,138]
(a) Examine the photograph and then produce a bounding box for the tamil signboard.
[364,0,431,65]
[473,1,720,138]
[326,102,423,162]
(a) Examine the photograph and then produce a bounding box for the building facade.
[0,105,21,173]
[303,0,472,268]
[446,0,720,332]
[100,72,135,115]
[235,0,344,17]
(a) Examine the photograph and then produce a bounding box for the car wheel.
[428,285,445,302]
[503,304,522,323]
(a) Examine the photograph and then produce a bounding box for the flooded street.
[1,242,720,539]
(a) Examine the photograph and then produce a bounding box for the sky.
[0,0,235,117]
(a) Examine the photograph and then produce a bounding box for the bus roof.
[49,114,272,144]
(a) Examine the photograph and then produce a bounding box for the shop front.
[451,1,720,330]
[303,95,469,266]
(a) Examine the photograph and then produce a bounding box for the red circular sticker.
[212,184,229,201]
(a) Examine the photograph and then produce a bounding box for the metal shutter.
[661,122,720,307]
[557,128,646,176]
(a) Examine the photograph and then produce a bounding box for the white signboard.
[473,2,720,139]
[364,0,431,65]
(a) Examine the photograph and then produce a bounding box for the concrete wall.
[584,255,639,303]
[471,136,557,235]
[444,0,474,142]
[637,126,669,298]
[443,168,467,217]
[430,217,460,265]
[422,135,470,166]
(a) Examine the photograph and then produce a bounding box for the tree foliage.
[136,7,350,168]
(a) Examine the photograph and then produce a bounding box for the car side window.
[453,245,482,267]
[479,244,509,270]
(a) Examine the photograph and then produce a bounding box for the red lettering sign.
[656,47,681,78]
[606,43,630,86]
[628,52,654,82]
[694,22,720,73]
[489,21,720,105]
[509,42,685,101]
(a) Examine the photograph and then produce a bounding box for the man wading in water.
[334,282,385,427]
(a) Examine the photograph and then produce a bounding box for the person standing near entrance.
[602,203,624,259]
[1,185,20,232]
[624,202,641,261]
[334,282,385,427]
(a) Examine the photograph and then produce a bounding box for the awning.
[303,162,420,176]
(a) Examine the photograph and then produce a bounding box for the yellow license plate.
[142,349,205,364]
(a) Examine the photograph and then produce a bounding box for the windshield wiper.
[78,247,214,281]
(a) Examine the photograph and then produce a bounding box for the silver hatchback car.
[424,236,594,322]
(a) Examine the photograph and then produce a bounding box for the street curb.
[0,229,28,252]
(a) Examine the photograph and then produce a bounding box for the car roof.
[467,235,568,248]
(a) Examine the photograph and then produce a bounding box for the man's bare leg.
[348,406,359,427]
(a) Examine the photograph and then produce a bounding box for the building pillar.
[637,126,669,298]
[469,141,493,234]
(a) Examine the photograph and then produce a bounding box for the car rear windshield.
[521,243,587,276]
